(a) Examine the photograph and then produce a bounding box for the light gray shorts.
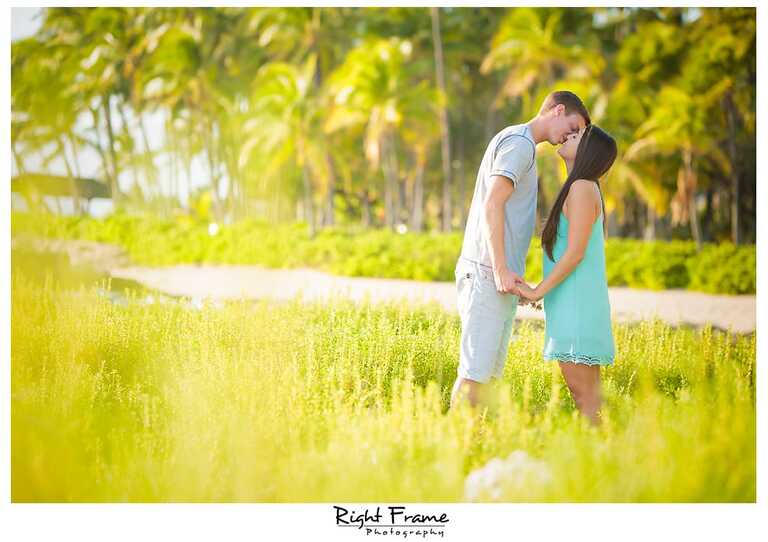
[455,258,519,383]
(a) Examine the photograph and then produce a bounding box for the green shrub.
[11,211,755,294]
[687,243,756,295]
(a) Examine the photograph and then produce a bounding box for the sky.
[11,7,214,216]
[11,7,43,41]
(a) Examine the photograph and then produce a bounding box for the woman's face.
[557,126,586,161]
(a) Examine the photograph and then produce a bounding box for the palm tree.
[480,8,604,116]
[246,7,351,226]
[41,8,129,205]
[634,83,731,249]
[681,7,755,244]
[238,56,327,236]
[399,85,441,233]
[137,8,247,220]
[12,31,87,214]
[325,37,435,230]
[430,7,453,232]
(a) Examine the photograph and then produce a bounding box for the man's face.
[549,109,587,146]
[557,125,587,161]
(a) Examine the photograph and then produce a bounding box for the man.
[450,90,591,410]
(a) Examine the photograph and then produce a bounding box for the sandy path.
[13,235,754,333]
[110,264,756,333]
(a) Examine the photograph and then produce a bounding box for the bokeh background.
[11,7,755,241]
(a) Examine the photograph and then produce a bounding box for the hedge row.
[11,211,755,294]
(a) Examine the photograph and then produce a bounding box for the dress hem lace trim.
[543,352,614,365]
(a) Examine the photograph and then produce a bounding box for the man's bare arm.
[481,175,521,294]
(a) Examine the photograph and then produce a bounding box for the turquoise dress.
[542,210,615,365]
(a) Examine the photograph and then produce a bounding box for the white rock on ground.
[463,450,553,502]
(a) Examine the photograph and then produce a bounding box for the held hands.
[514,277,543,310]
[493,267,522,296]
[492,268,543,310]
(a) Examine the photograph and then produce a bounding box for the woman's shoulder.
[569,179,600,196]
[567,180,600,204]
[564,179,601,216]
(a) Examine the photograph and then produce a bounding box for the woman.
[515,124,617,426]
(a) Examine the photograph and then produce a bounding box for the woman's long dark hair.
[541,124,618,261]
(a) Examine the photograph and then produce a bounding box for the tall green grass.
[11,270,755,502]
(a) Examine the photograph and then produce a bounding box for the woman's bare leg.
[558,362,602,426]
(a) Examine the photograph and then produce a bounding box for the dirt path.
[110,263,756,333]
[13,235,755,333]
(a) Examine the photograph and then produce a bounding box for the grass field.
[11,267,755,502]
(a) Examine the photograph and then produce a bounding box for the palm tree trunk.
[410,153,425,233]
[185,146,193,208]
[457,118,466,230]
[381,134,395,229]
[271,171,280,224]
[683,150,702,250]
[302,165,316,238]
[361,188,371,228]
[484,75,500,141]
[69,138,84,216]
[53,194,63,215]
[67,132,83,179]
[169,123,178,209]
[388,132,403,226]
[644,203,656,241]
[12,143,26,176]
[237,173,247,220]
[88,106,115,196]
[324,151,337,227]
[221,140,239,221]
[724,92,740,244]
[101,95,121,205]
[59,136,82,215]
[118,102,143,204]
[404,170,413,227]
[139,112,159,189]
[431,6,452,232]
[203,116,223,222]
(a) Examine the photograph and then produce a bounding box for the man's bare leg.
[450,377,491,410]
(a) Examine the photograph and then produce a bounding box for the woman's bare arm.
[516,180,599,301]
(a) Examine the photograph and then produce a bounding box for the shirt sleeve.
[490,135,535,188]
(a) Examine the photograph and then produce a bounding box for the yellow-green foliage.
[12,270,755,502]
[11,211,755,293]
